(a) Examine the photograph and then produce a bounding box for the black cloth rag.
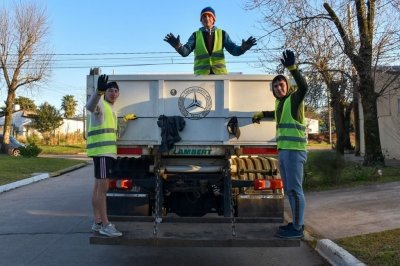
[157,115,186,153]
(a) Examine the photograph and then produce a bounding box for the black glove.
[164,33,181,49]
[280,49,296,68]
[241,36,257,51]
[97,74,109,93]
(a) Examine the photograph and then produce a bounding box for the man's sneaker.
[278,222,293,232]
[99,223,122,237]
[91,222,102,232]
[275,226,304,239]
[278,223,304,232]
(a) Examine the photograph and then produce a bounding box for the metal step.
[90,221,300,247]
[108,215,283,223]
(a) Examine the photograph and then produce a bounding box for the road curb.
[0,162,88,194]
[49,162,88,177]
[0,173,50,193]
[285,210,365,266]
[315,239,365,266]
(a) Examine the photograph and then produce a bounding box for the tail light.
[253,178,283,190]
[242,147,278,155]
[109,179,133,190]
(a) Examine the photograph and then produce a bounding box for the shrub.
[305,150,345,186]
[26,133,42,145]
[19,143,42,157]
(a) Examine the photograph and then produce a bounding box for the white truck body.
[87,73,290,247]
[87,74,277,149]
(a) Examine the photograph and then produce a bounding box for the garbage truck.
[87,71,297,247]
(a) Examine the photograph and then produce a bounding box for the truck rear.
[87,73,294,246]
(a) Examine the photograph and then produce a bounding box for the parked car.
[0,134,25,156]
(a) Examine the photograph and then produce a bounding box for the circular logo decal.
[178,86,212,120]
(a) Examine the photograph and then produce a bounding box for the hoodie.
[263,68,308,123]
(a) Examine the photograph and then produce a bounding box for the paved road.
[304,181,400,240]
[0,163,327,266]
[299,152,400,240]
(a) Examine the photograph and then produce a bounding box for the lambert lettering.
[173,149,212,155]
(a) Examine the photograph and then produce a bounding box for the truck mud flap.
[90,219,300,247]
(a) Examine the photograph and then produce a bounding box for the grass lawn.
[335,229,400,266]
[0,154,84,186]
[304,150,400,191]
[38,144,86,154]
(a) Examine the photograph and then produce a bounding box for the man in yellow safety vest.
[253,50,308,239]
[86,74,122,237]
[164,6,257,75]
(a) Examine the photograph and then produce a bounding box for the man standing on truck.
[86,74,122,237]
[164,6,257,75]
[252,50,308,239]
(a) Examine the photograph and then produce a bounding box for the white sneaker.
[99,223,122,237]
[91,222,102,232]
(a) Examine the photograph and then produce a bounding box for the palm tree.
[61,95,77,118]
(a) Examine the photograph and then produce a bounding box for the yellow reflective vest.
[86,100,117,156]
[275,96,307,150]
[194,29,227,75]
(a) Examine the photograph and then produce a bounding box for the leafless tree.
[0,2,52,154]
[246,0,400,165]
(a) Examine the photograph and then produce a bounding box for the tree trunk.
[343,103,353,150]
[359,78,385,166]
[353,83,361,156]
[1,90,16,154]
[330,85,345,155]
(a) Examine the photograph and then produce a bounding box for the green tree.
[61,95,78,118]
[0,2,52,153]
[14,96,37,111]
[32,102,63,144]
[1,96,37,113]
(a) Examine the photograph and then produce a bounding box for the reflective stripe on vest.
[275,96,307,150]
[87,100,117,156]
[194,29,227,75]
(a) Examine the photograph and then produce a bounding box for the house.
[0,110,34,136]
[358,66,400,160]
[56,117,84,135]
[305,118,319,134]
[0,110,84,138]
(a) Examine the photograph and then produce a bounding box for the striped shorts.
[93,156,115,179]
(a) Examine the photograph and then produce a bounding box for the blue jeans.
[278,150,307,227]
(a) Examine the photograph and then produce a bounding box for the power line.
[4,48,280,57]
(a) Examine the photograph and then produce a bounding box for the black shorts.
[93,156,115,179]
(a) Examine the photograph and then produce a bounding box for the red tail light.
[117,147,143,155]
[253,179,283,190]
[242,147,278,155]
[108,179,133,190]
